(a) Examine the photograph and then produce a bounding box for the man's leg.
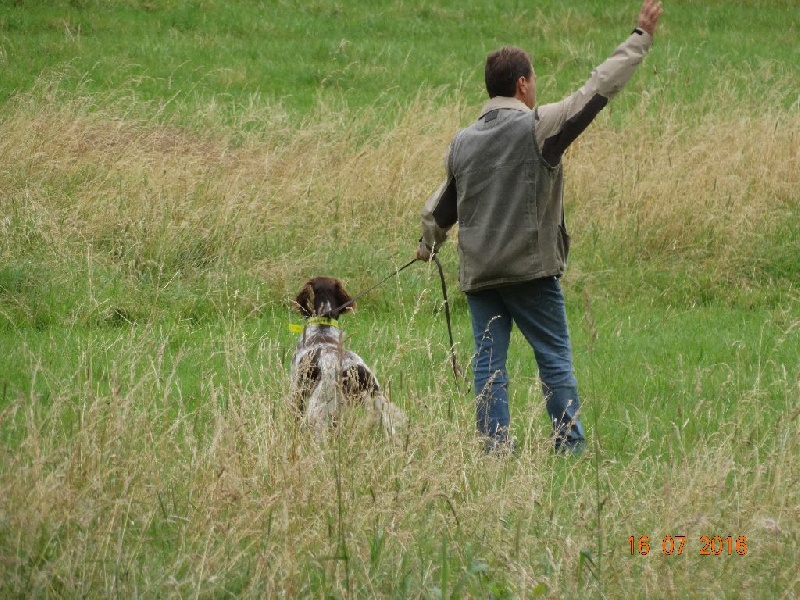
[466,289,512,450]
[503,278,585,453]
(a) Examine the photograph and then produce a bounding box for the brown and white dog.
[290,277,406,437]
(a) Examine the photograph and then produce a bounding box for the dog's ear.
[294,280,315,318]
[334,280,354,315]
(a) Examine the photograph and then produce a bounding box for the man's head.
[484,46,536,108]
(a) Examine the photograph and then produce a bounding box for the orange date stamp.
[628,535,747,556]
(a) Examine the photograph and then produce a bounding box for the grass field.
[1,0,799,597]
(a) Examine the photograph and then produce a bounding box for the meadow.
[1,0,799,597]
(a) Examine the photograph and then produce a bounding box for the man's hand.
[637,0,663,35]
[416,240,432,262]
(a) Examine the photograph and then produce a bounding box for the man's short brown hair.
[484,46,533,98]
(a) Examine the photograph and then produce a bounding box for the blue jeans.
[466,277,585,452]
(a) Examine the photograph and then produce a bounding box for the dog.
[290,277,406,437]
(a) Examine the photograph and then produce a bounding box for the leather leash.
[431,255,469,394]
[333,257,419,314]
[330,256,468,393]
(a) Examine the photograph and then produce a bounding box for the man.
[417,0,663,454]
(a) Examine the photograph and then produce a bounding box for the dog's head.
[294,277,355,319]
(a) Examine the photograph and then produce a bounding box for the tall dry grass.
[1,82,462,304]
[568,99,799,287]
[2,329,798,596]
[3,77,797,305]
[2,79,799,596]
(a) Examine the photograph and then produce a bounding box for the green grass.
[1,0,799,597]
[2,0,797,120]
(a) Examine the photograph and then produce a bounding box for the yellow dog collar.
[289,317,339,333]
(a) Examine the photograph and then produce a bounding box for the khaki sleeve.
[535,30,653,146]
[419,145,457,258]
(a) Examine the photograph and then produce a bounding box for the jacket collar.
[478,96,531,119]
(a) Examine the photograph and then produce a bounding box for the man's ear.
[515,75,527,99]
[294,281,315,317]
[334,280,354,315]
